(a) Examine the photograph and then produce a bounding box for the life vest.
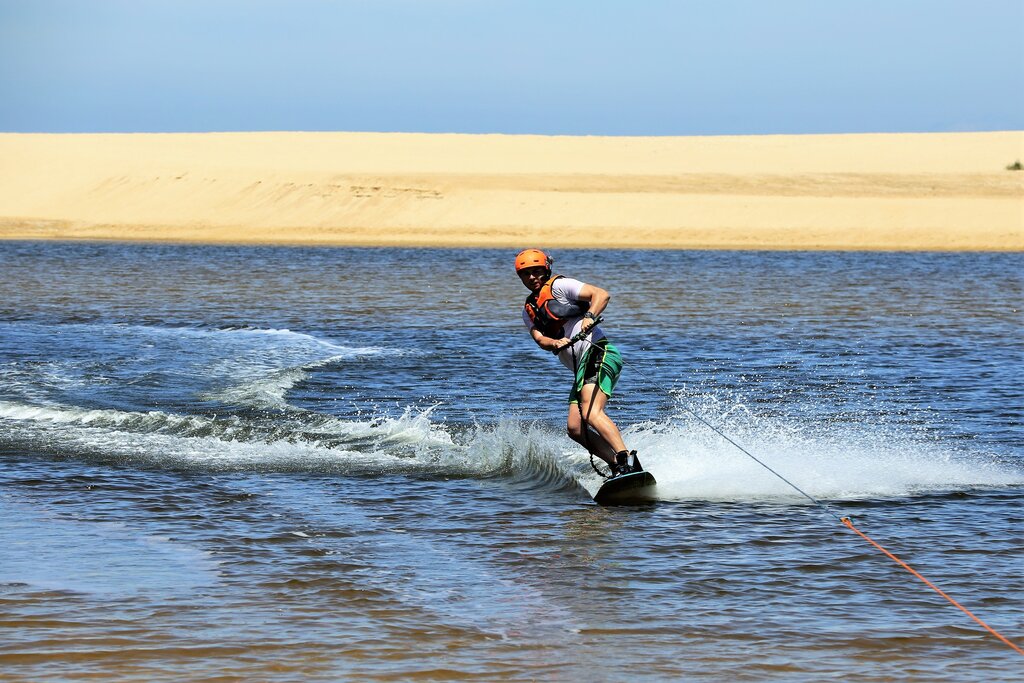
[524,274,587,338]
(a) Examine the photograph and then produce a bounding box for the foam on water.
[192,327,401,409]
[0,399,459,472]
[204,351,387,410]
[2,318,1019,499]
[623,399,1024,502]
[2,394,1019,502]
[195,327,403,411]
[0,396,587,501]
[0,320,399,410]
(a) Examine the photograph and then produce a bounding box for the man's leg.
[569,383,628,467]
[567,393,618,465]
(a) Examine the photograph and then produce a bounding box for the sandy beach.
[0,131,1021,251]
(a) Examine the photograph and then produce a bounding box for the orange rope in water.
[576,336,1024,655]
[841,517,1024,657]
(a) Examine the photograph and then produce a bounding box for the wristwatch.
[583,312,597,321]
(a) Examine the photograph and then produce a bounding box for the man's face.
[517,266,548,292]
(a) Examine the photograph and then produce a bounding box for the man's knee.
[567,422,584,440]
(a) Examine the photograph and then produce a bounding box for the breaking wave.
[1,395,1020,503]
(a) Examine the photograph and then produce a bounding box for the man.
[514,248,640,477]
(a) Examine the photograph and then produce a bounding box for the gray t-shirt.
[522,276,606,371]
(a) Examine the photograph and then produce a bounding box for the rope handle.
[552,315,603,355]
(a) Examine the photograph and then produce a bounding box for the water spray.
[565,330,1023,656]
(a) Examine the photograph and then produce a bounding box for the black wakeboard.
[594,469,657,505]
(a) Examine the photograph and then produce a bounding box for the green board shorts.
[568,340,623,404]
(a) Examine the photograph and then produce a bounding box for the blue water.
[1,241,1021,681]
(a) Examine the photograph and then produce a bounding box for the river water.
[1,242,1021,681]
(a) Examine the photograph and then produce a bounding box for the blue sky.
[1,0,1021,135]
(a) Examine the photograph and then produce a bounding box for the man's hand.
[550,337,571,352]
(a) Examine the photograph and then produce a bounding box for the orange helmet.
[514,248,552,273]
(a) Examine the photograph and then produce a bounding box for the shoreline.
[2,131,1021,251]
[4,235,1022,254]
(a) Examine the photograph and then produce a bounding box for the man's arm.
[576,284,610,332]
[529,326,566,353]
[527,282,610,351]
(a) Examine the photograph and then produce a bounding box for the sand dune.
[0,131,1021,250]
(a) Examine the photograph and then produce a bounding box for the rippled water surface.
[1,242,1021,681]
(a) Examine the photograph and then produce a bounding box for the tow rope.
[841,517,1024,656]
[566,331,1023,656]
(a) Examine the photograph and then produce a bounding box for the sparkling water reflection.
[0,242,1021,681]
